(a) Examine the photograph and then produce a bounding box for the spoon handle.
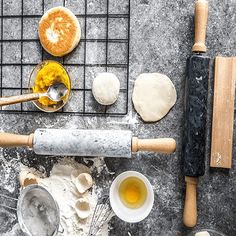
[0,93,40,106]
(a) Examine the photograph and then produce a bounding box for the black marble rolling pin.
[0,129,176,157]
[182,0,210,228]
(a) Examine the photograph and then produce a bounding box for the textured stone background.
[0,0,236,235]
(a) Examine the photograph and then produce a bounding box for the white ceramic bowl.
[109,171,154,223]
[189,229,227,236]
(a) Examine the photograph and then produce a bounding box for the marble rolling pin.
[182,0,210,228]
[0,129,176,157]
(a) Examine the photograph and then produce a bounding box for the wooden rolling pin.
[0,129,176,157]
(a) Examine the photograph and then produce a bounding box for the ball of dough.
[38,7,81,57]
[132,73,177,122]
[92,73,120,105]
[195,231,210,236]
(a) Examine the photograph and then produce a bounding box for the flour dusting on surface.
[1,223,23,236]
[85,157,114,176]
[19,157,112,236]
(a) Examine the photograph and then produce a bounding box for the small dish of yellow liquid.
[109,171,154,223]
[118,176,147,209]
[29,60,71,112]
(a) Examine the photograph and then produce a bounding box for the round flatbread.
[38,6,81,57]
[132,73,177,122]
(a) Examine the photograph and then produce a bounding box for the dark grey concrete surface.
[0,0,236,235]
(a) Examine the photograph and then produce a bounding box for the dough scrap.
[92,73,120,105]
[74,173,93,194]
[75,197,91,219]
[19,171,38,187]
[132,73,177,122]
[195,231,210,236]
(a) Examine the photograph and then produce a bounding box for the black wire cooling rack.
[0,0,130,116]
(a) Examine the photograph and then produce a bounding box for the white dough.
[92,72,120,105]
[195,231,210,236]
[132,73,177,122]
[19,170,38,187]
[75,197,91,219]
[74,173,93,194]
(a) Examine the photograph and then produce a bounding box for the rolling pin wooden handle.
[132,137,176,154]
[183,176,198,228]
[192,0,208,53]
[0,93,40,106]
[0,132,34,148]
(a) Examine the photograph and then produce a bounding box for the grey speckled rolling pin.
[0,129,176,157]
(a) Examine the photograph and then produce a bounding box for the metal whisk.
[88,195,113,236]
[0,193,17,211]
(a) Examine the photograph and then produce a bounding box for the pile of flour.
[20,157,110,236]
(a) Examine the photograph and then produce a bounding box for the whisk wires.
[88,195,113,236]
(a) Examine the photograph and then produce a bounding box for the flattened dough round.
[92,72,120,105]
[132,73,177,122]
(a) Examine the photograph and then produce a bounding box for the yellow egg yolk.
[124,185,140,203]
[118,176,147,209]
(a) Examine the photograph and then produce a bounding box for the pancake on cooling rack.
[38,6,81,57]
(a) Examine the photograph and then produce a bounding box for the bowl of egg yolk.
[28,60,71,112]
[109,171,154,223]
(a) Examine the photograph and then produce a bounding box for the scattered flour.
[85,157,114,176]
[1,223,23,236]
[19,157,110,236]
